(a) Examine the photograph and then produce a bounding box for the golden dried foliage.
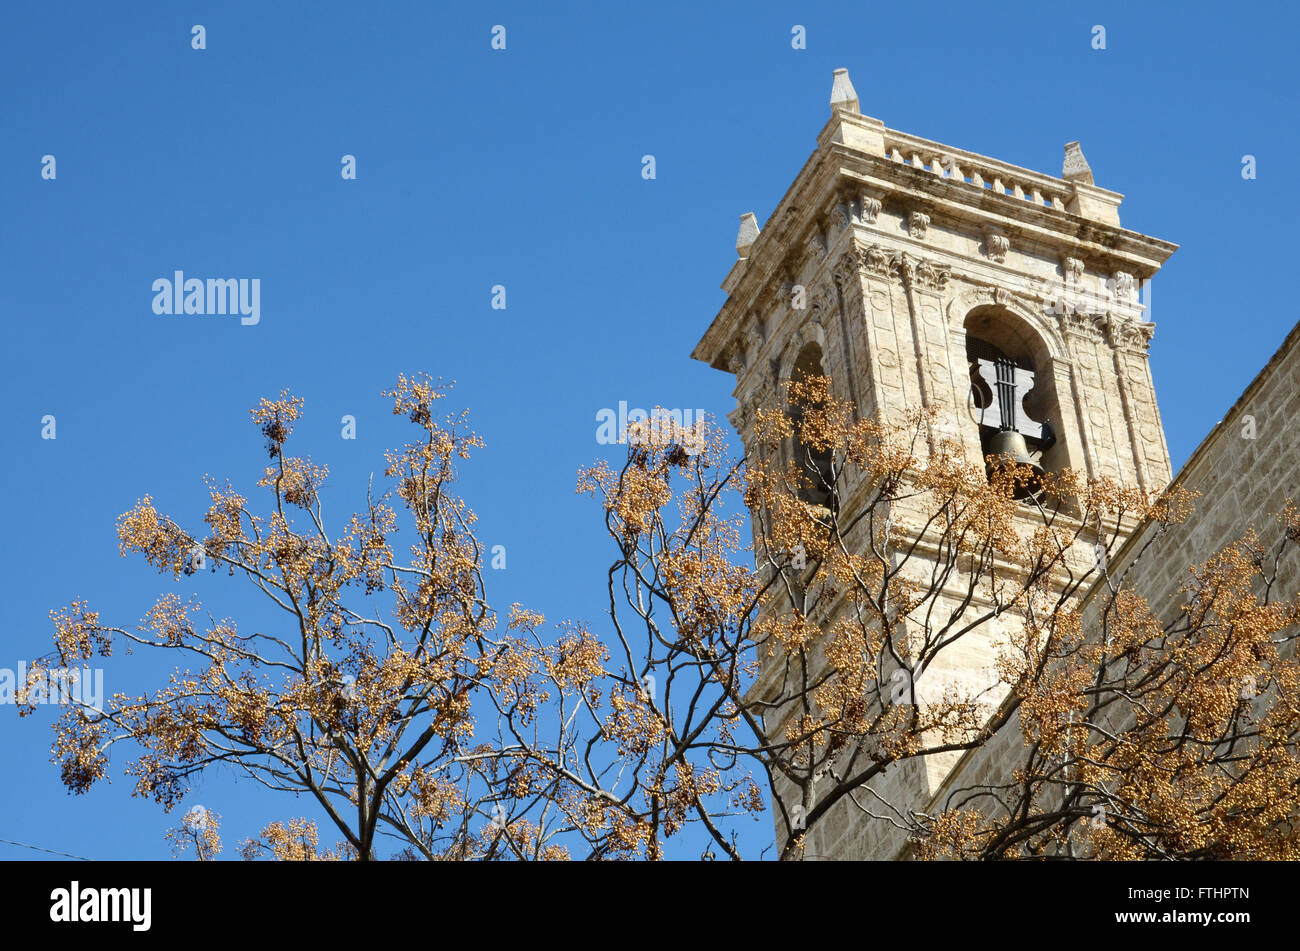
[32,372,1300,860]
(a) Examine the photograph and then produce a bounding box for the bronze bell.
[986,429,1045,497]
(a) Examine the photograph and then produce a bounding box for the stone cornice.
[693,124,1178,374]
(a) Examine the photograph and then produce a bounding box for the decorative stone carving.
[858,192,882,224]
[896,253,916,286]
[830,203,851,232]
[1113,271,1137,304]
[1063,256,1085,284]
[983,226,1009,263]
[841,241,951,293]
[1058,311,1107,342]
[833,250,862,289]
[1098,314,1155,352]
[1125,321,1155,352]
[805,230,828,261]
[908,211,930,239]
[726,346,746,376]
[854,242,900,279]
[911,257,951,292]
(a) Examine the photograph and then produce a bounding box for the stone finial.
[830,68,859,115]
[736,212,760,258]
[1062,141,1095,185]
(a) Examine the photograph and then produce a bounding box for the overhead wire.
[0,836,92,860]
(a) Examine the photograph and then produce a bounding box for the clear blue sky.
[2,0,1296,859]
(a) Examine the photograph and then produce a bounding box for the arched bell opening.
[788,343,835,508]
[963,306,1065,499]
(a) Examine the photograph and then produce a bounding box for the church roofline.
[1156,316,1300,503]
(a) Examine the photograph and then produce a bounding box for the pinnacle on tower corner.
[736,212,760,258]
[829,68,859,114]
[1062,141,1095,185]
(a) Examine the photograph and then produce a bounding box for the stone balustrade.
[883,130,1071,211]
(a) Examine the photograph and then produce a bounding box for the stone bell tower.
[691,68,1178,858]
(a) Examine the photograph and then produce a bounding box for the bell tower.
[691,69,1178,858]
[694,68,1176,492]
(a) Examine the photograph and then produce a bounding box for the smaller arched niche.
[963,306,1066,492]
[788,343,835,507]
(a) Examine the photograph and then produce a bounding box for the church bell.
[985,429,1045,480]
[976,353,1048,497]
